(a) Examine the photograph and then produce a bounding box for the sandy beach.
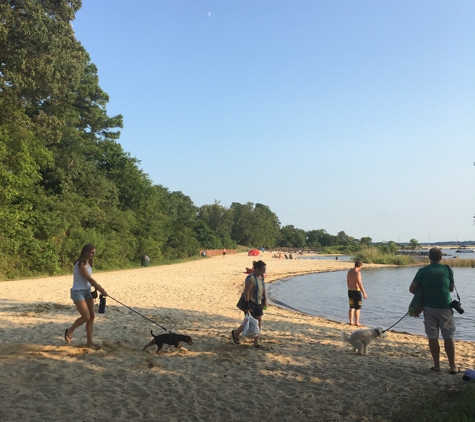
[1,253,474,421]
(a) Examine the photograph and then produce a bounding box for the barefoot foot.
[86,343,101,350]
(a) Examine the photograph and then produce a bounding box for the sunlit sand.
[0,253,473,421]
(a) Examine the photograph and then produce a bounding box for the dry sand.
[0,253,474,421]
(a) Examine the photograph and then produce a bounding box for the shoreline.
[1,252,474,421]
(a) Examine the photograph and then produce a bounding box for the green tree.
[230,202,254,245]
[360,237,372,246]
[0,0,175,276]
[378,241,398,254]
[0,0,89,277]
[0,0,86,108]
[305,230,322,250]
[160,190,200,259]
[252,203,281,248]
[197,200,235,247]
[409,238,420,250]
[230,202,280,247]
[337,231,353,246]
[279,225,306,248]
[307,229,338,248]
[193,220,222,249]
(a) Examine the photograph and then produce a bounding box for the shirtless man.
[347,261,367,326]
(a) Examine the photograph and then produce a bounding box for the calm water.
[296,247,475,262]
[299,255,353,261]
[268,266,475,341]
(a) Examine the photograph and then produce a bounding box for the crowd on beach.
[272,250,303,259]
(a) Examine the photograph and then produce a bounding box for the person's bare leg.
[429,338,440,370]
[349,309,355,325]
[254,316,262,346]
[67,300,91,340]
[232,315,246,344]
[354,309,362,326]
[234,324,243,337]
[444,339,457,372]
[85,298,99,349]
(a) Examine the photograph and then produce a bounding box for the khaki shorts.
[423,307,455,340]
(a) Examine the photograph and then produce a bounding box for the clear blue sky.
[73,1,475,243]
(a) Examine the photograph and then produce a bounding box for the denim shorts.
[423,307,455,340]
[70,288,92,302]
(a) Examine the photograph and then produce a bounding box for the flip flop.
[450,368,461,375]
[231,330,240,345]
[64,329,71,344]
[254,344,265,349]
[430,367,440,372]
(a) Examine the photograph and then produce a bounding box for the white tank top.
[72,262,92,290]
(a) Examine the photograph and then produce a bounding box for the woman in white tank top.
[65,244,108,350]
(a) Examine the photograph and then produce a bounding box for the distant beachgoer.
[347,261,367,326]
[223,248,227,257]
[65,244,108,350]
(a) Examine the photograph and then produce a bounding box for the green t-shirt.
[412,263,453,309]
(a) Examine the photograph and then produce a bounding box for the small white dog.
[341,327,385,355]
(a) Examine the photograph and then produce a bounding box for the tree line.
[0,1,399,279]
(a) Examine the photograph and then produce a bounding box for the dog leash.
[107,295,168,331]
[382,312,408,333]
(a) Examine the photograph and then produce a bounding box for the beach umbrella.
[248,249,260,256]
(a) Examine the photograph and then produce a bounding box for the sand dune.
[0,253,473,421]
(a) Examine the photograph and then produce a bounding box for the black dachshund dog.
[143,330,193,355]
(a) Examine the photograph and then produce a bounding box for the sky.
[73,1,475,244]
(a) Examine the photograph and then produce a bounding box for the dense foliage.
[0,1,401,279]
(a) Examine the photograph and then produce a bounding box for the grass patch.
[0,254,207,281]
[442,258,475,268]
[146,255,205,266]
[237,245,252,253]
[392,382,475,422]
[353,247,417,265]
